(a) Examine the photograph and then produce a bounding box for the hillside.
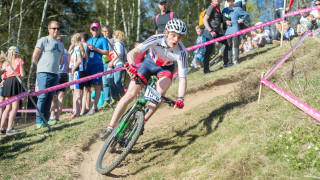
[1,37,320,179]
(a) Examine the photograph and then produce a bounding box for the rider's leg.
[144,77,172,121]
[108,80,142,127]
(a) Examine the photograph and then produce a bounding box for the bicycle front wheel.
[96,109,145,175]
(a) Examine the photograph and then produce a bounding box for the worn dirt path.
[74,79,237,179]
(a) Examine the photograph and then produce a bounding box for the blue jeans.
[36,72,58,124]
[107,64,124,99]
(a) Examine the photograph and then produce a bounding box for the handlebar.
[124,63,175,106]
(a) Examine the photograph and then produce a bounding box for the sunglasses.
[316,3,320,6]
[50,27,60,30]
[91,28,99,31]
[102,30,109,33]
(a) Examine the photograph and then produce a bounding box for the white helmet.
[165,18,187,35]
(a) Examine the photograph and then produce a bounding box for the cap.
[8,46,18,53]
[159,0,167,4]
[90,23,100,29]
[255,22,263,26]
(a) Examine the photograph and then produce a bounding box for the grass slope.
[1,37,320,179]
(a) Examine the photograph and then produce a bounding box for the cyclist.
[100,18,187,139]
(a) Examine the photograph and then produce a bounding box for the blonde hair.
[7,50,17,67]
[71,33,85,58]
[113,30,126,42]
[195,26,200,31]
[48,21,60,29]
[0,54,5,68]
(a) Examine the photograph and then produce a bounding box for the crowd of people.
[0,0,319,135]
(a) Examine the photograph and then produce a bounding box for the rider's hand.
[127,64,138,79]
[174,98,184,109]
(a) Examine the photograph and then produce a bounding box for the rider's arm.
[127,47,142,65]
[178,77,187,99]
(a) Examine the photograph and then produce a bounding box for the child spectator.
[222,0,249,66]
[66,33,86,120]
[251,22,273,48]
[0,46,25,134]
[0,54,6,122]
[49,36,70,121]
[273,21,297,44]
[192,26,206,70]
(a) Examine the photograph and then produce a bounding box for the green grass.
[1,37,320,179]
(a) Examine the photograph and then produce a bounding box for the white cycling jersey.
[137,34,188,78]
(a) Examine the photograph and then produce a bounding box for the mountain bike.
[96,75,174,175]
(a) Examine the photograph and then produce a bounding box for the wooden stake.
[258,72,265,104]
[280,0,287,47]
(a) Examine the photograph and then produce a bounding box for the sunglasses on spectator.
[160,3,166,5]
[50,27,60,30]
[102,30,109,33]
[91,28,99,31]
[316,3,320,6]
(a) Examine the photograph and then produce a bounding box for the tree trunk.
[8,0,16,45]
[113,0,117,30]
[136,0,141,41]
[105,0,109,25]
[27,0,49,91]
[121,0,128,39]
[17,0,24,47]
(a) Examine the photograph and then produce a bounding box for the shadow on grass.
[0,135,47,159]
[124,100,249,176]
[239,45,277,63]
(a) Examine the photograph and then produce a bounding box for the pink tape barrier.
[261,78,320,122]
[17,108,73,113]
[0,92,29,108]
[264,28,320,79]
[186,6,320,52]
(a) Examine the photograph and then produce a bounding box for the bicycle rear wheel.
[96,109,145,175]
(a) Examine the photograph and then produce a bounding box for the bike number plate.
[143,86,161,104]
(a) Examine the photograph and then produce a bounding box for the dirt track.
[73,79,237,179]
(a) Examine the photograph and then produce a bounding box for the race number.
[143,86,161,104]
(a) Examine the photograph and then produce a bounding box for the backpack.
[119,41,128,63]
[199,3,219,27]
[155,11,174,24]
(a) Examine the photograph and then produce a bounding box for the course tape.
[264,28,320,79]
[186,6,320,52]
[261,78,320,122]
[0,66,127,109]
[17,108,73,113]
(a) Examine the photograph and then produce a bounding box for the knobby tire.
[96,110,145,175]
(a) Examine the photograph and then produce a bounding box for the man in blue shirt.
[84,22,109,115]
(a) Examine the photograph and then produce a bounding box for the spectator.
[311,0,320,27]
[49,36,70,121]
[134,41,147,65]
[222,0,249,66]
[296,4,316,36]
[32,21,64,128]
[83,22,109,115]
[192,26,206,69]
[107,30,126,101]
[251,22,273,48]
[0,54,6,122]
[0,46,25,134]
[79,32,89,116]
[155,0,178,34]
[67,33,86,119]
[275,0,294,31]
[91,90,104,109]
[100,25,115,109]
[273,20,297,44]
[203,0,228,74]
